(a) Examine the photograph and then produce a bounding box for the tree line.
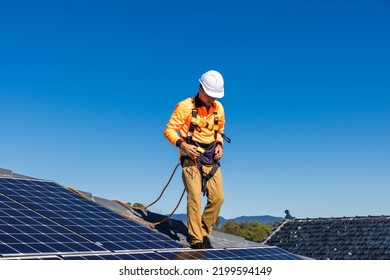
[217,219,273,242]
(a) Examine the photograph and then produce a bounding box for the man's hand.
[214,144,223,160]
[180,142,201,158]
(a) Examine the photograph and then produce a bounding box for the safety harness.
[184,98,231,195]
[185,107,231,145]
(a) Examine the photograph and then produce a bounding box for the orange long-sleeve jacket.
[164,95,225,150]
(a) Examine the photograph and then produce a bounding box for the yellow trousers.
[182,159,224,244]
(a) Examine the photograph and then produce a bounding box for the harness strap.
[213,111,219,140]
[218,132,231,143]
[186,108,199,144]
[201,161,220,196]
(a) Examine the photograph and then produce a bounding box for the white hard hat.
[199,70,224,98]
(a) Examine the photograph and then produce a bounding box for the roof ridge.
[293,215,390,221]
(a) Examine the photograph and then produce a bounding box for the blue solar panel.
[158,247,304,260]
[0,193,106,256]
[227,247,304,260]
[159,248,241,260]
[0,178,182,255]
[3,247,305,260]
[62,252,167,260]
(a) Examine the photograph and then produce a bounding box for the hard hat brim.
[199,79,224,98]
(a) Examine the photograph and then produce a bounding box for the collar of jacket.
[194,93,216,109]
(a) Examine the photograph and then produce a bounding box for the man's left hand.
[214,145,224,160]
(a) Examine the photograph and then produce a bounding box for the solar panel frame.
[2,246,306,260]
[157,246,306,260]
[62,252,168,260]
[158,248,243,260]
[7,256,63,260]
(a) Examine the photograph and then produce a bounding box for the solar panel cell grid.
[0,178,183,255]
[0,193,107,256]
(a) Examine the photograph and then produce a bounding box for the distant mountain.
[169,214,283,226]
[226,215,283,226]
[169,213,188,222]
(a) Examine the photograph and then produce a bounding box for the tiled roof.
[264,216,390,260]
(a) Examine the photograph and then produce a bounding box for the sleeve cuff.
[176,139,183,148]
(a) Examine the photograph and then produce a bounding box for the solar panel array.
[0,177,305,260]
[9,247,303,260]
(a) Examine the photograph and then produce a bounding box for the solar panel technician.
[164,70,230,249]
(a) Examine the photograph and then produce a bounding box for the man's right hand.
[180,142,201,158]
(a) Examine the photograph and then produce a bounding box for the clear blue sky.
[1,0,389,219]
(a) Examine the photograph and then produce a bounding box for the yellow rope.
[113,189,185,227]
[121,163,181,211]
[66,163,185,227]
